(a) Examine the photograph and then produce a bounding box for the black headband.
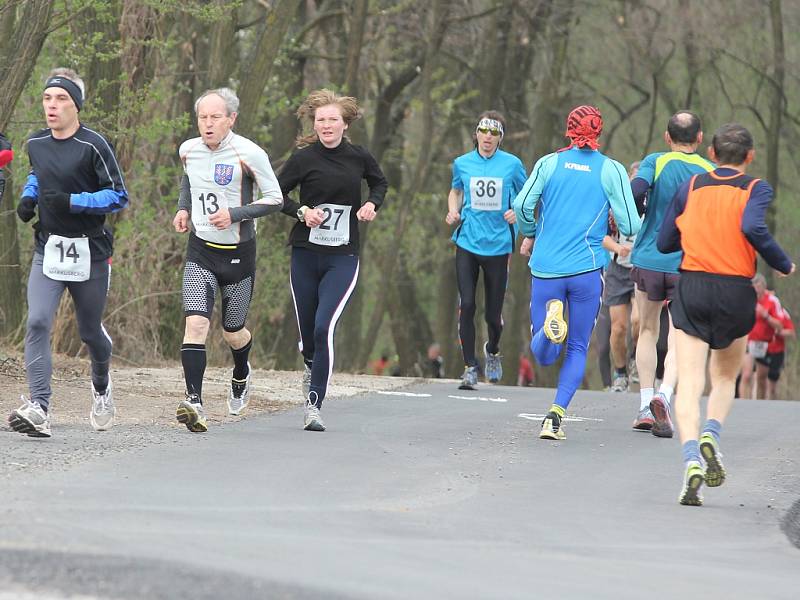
[44,77,83,111]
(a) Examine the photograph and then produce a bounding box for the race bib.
[309,204,352,247]
[43,234,91,282]
[469,177,503,211]
[191,187,229,232]
[748,340,768,359]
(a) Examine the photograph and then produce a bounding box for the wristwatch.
[296,205,309,221]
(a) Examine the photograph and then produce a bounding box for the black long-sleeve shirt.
[278,140,388,255]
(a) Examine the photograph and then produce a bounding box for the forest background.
[0,0,798,397]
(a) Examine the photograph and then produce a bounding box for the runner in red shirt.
[759,306,794,399]
[738,274,783,399]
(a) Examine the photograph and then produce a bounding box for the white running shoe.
[303,392,325,432]
[90,379,116,431]
[8,396,51,438]
[227,362,251,416]
[176,394,208,433]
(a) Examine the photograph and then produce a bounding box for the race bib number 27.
[469,177,503,211]
[309,203,352,247]
[43,234,91,282]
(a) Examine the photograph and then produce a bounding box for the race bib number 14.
[309,203,352,246]
[43,235,91,282]
[469,177,503,211]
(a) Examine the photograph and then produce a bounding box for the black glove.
[17,197,36,222]
[40,189,72,213]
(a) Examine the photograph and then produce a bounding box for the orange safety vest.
[676,171,759,277]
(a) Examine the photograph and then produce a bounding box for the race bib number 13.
[192,187,228,232]
[43,235,91,282]
[469,177,503,211]
[308,203,352,247]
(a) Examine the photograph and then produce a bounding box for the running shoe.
[484,343,503,383]
[176,394,208,433]
[90,379,116,431]
[227,362,251,416]
[8,396,51,438]
[458,365,479,390]
[628,358,639,384]
[539,411,566,440]
[610,374,629,393]
[649,392,674,438]
[632,407,654,431]
[302,363,312,398]
[303,394,325,432]
[679,461,705,506]
[700,433,726,488]
[543,299,568,344]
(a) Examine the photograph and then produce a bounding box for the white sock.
[659,384,674,405]
[640,387,654,410]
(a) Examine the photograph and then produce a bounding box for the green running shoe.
[679,461,704,506]
[700,433,726,488]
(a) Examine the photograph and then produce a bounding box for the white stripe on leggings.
[325,260,360,390]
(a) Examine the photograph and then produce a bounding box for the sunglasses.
[477,127,501,137]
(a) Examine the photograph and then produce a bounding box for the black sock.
[231,338,252,380]
[615,366,628,376]
[181,343,206,401]
[91,359,110,394]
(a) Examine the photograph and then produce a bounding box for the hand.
[173,209,189,233]
[357,201,377,222]
[304,207,324,228]
[617,245,631,258]
[40,189,71,213]
[17,197,36,222]
[445,210,461,225]
[776,263,796,278]
[520,237,534,257]
[756,304,768,318]
[503,209,516,224]
[208,207,232,229]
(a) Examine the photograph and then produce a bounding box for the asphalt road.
[1,381,798,599]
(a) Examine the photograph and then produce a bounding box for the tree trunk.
[764,0,784,288]
[236,0,297,138]
[0,169,23,338]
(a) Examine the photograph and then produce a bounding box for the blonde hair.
[295,89,361,147]
[47,67,85,97]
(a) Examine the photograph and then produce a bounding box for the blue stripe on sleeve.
[70,189,129,214]
[23,173,39,201]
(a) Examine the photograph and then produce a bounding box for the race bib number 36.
[308,204,352,247]
[192,187,228,232]
[43,235,91,281]
[469,177,503,211]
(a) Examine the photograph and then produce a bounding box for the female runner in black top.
[279,89,388,431]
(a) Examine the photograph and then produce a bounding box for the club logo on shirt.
[564,162,591,172]
[214,163,234,185]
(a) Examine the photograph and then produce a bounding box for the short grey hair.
[194,87,239,116]
[47,67,85,97]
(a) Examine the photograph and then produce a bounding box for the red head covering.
[561,105,603,151]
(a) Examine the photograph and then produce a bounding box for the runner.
[602,211,638,393]
[630,111,714,437]
[0,132,13,205]
[446,111,527,389]
[173,87,283,432]
[8,68,128,438]
[737,273,783,399]
[763,306,794,399]
[278,89,388,431]
[513,105,640,440]
[657,123,794,506]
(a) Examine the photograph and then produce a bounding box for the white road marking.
[518,413,604,423]
[448,395,508,403]
[376,390,432,397]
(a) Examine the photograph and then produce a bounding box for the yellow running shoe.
[543,299,568,344]
[679,461,704,506]
[700,433,726,488]
[539,411,566,440]
[176,394,208,433]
